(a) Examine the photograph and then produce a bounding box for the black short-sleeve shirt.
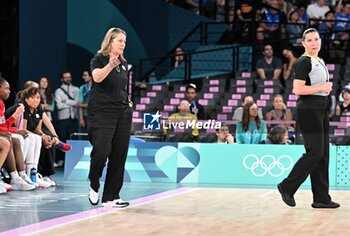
[23,100,43,132]
[256,57,282,80]
[89,53,129,115]
[293,55,329,96]
[5,98,44,131]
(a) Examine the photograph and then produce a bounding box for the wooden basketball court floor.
[1,180,349,236]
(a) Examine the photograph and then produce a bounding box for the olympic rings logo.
[243,154,293,177]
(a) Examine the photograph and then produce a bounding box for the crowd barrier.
[64,141,350,187]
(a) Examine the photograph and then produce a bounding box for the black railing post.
[204,22,208,45]
[234,46,239,74]
[139,60,144,83]
[200,22,204,45]
[188,53,192,81]
[184,54,188,81]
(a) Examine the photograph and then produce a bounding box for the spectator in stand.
[281,0,294,15]
[173,47,185,68]
[286,9,303,47]
[78,70,92,133]
[318,10,347,61]
[336,85,350,116]
[54,71,79,167]
[232,95,263,121]
[185,83,205,120]
[335,0,350,33]
[235,0,261,41]
[318,10,335,33]
[282,48,298,81]
[256,44,283,81]
[257,0,287,41]
[297,4,309,25]
[236,102,267,144]
[216,123,235,144]
[186,0,215,17]
[307,0,330,26]
[264,125,292,144]
[216,0,235,24]
[164,99,198,140]
[38,77,55,120]
[265,94,294,125]
[311,0,337,7]
[334,0,350,46]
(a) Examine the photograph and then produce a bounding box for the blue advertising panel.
[65,141,338,187]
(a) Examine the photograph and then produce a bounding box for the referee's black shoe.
[311,201,340,209]
[277,183,296,207]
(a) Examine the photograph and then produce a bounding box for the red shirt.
[0,100,16,133]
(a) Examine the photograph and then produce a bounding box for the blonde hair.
[98,27,126,61]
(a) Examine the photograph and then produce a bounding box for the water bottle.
[30,167,37,183]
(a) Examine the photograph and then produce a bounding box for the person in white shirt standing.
[307,0,330,25]
[54,71,79,167]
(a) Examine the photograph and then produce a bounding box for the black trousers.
[88,107,132,202]
[281,96,331,203]
[38,126,55,176]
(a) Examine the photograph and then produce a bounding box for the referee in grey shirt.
[278,28,340,209]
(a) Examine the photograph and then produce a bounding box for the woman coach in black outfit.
[88,28,132,207]
[277,28,340,208]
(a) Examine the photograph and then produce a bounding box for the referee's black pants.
[88,107,132,203]
[281,96,331,203]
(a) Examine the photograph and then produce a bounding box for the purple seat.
[222,106,233,113]
[227,99,238,106]
[260,94,271,100]
[287,101,297,107]
[170,98,180,105]
[231,94,242,100]
[140,97,151,104]
[164,105,175,112]
[132,111,140,118]
[217,114,227,121]
[147,92,157,97]
[175,93,185,98]
[136,104,146,111]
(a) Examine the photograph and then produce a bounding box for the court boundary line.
[0,187,196,236]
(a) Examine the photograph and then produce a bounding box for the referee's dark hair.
[302,28,319,40]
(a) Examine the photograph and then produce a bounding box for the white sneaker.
[0,179,13,191]
[0,185,7,194]
[10,177,36,191]
[36,174,51,188]
[21,174,39,188]
[43,176,56,187]
[102,199,129,208]
[88,187,99,205]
